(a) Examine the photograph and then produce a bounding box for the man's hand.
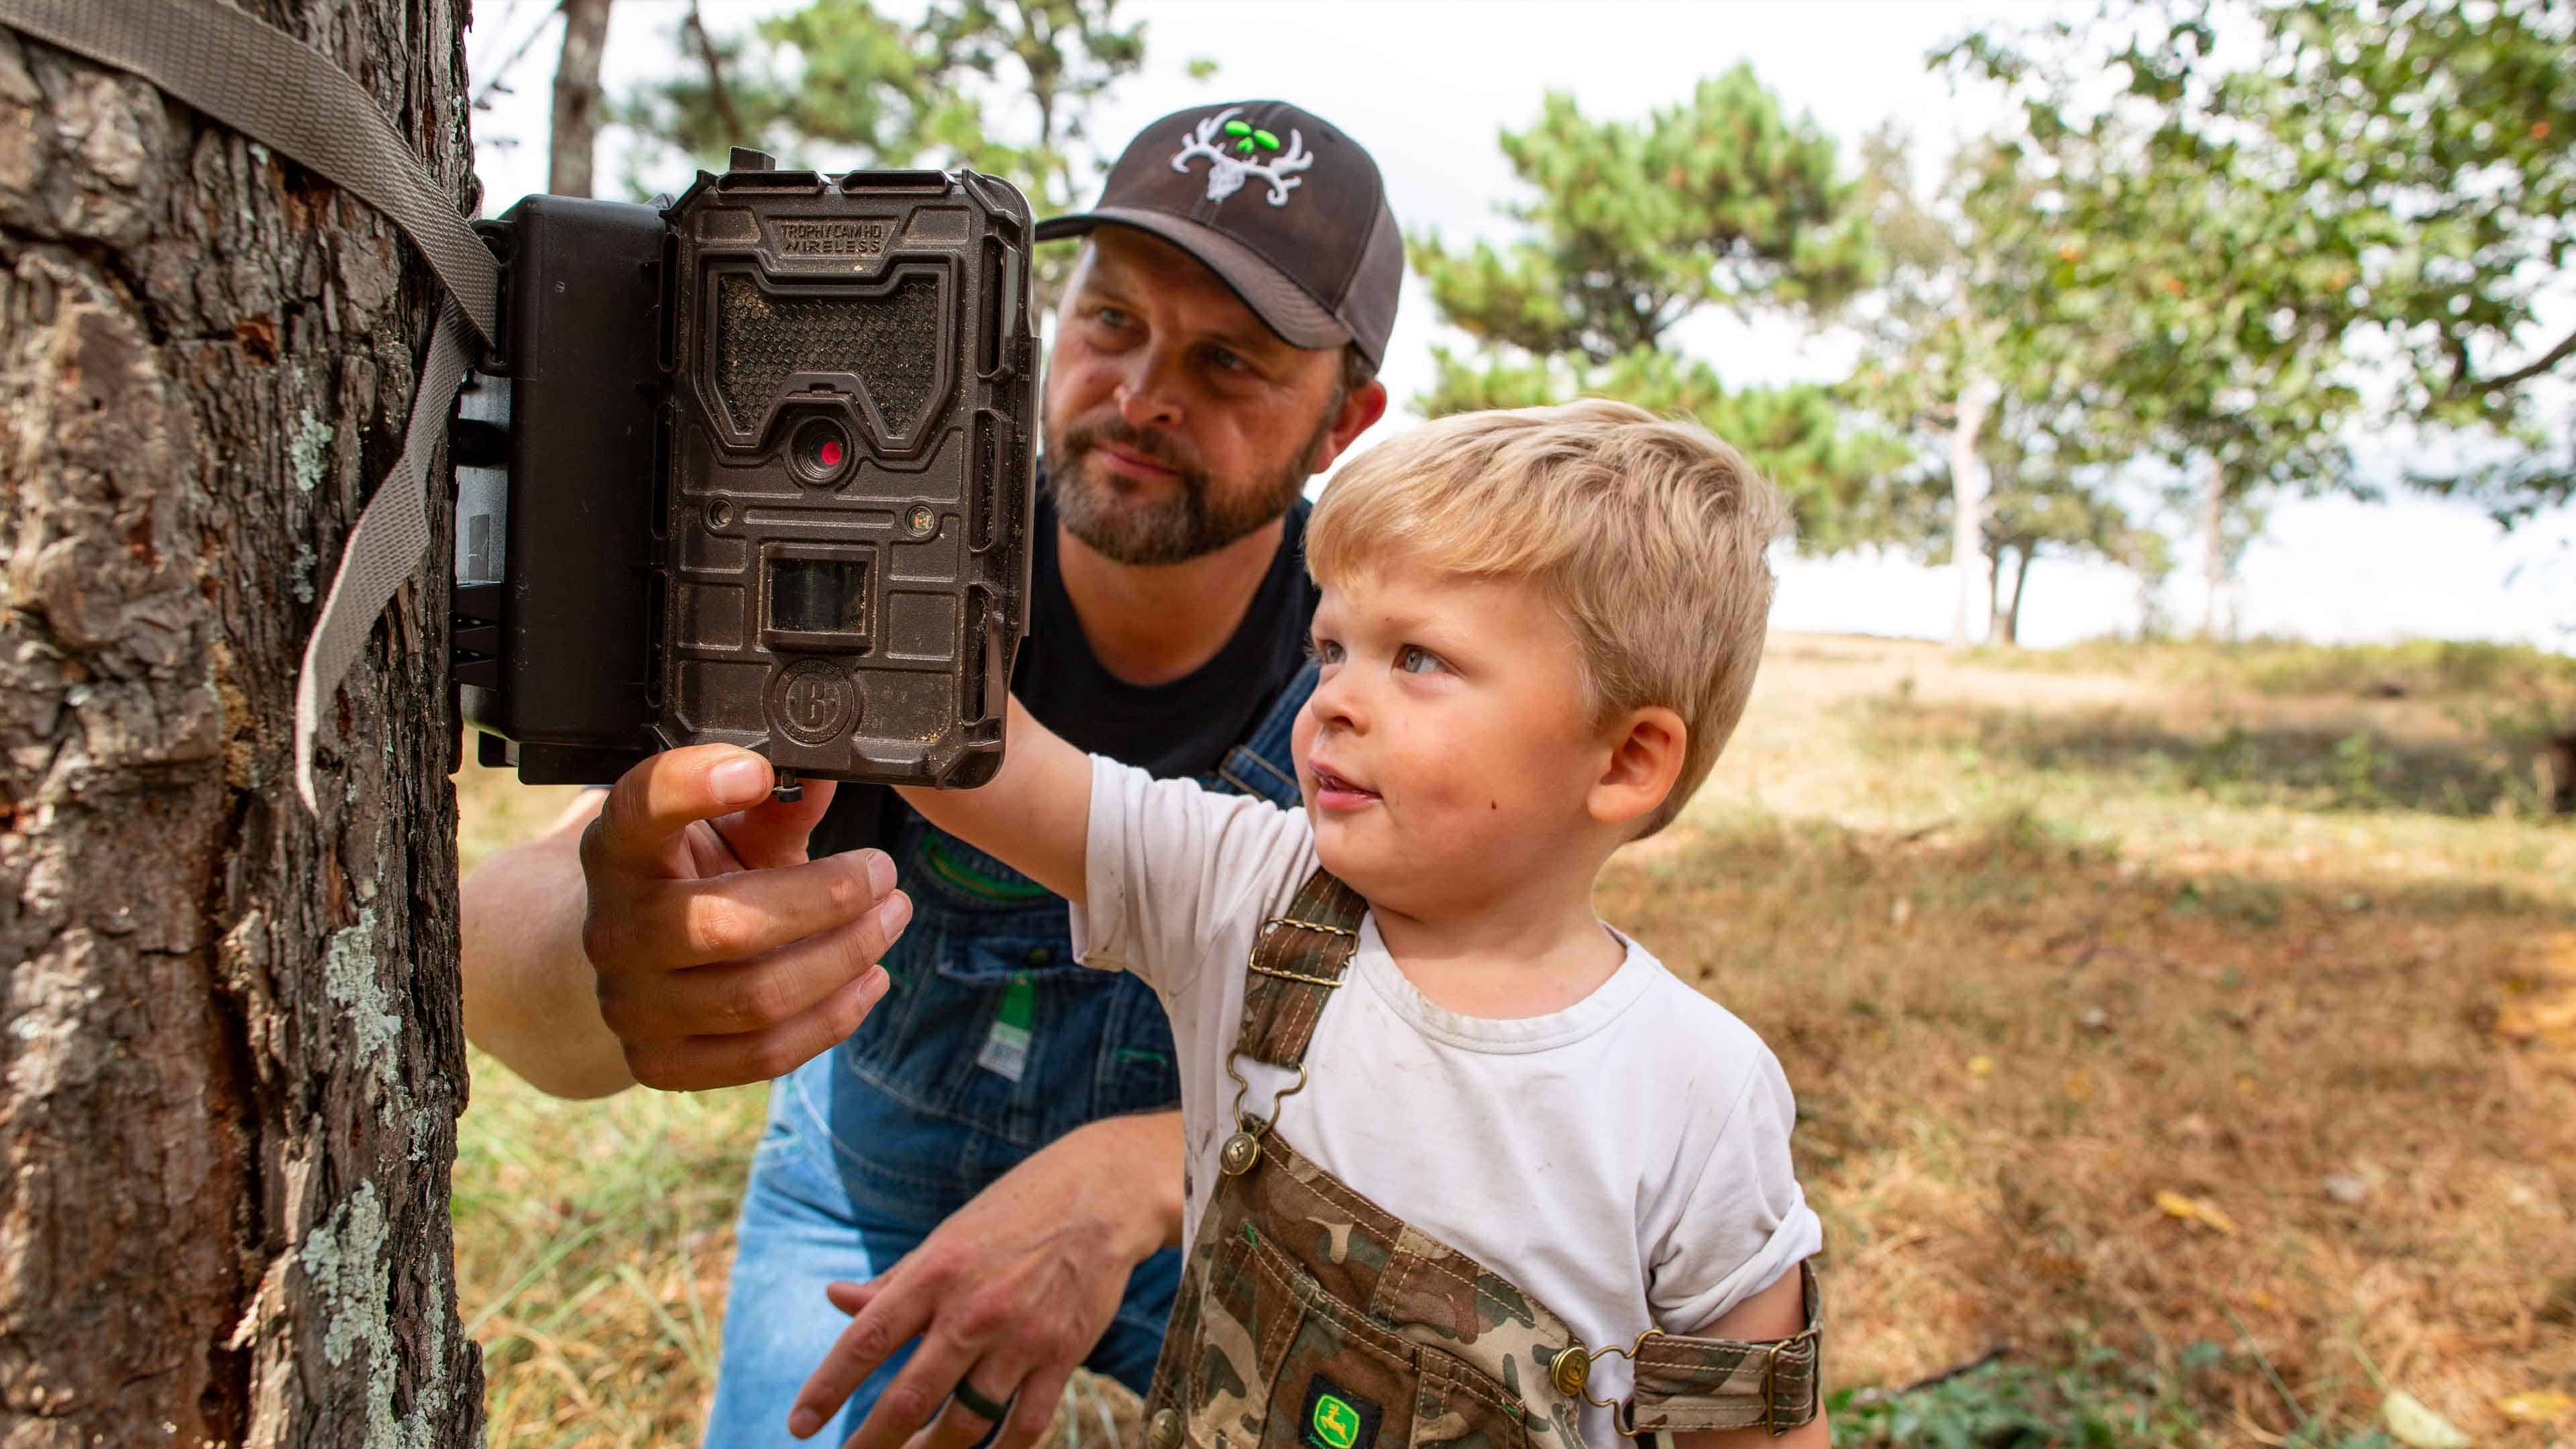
[578,744,912,1091]
[787,1110,1187,1449]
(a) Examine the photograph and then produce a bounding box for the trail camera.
[451,152,1036,794]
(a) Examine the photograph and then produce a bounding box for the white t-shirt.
[1069,757,1822,1443]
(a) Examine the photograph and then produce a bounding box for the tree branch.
[472,0,566,111]
[686,1,746,146]
[2467,323,2576,395]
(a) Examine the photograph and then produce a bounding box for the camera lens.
[791,417,856,486]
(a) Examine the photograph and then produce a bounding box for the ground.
[451,634,2576,1448]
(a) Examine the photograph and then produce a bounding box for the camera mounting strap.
[0,0,504,812]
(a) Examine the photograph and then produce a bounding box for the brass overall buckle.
[1547,1330,1664,1437]
[1218,1055,1309,1177]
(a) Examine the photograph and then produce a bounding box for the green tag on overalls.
[976,971,1034,1081]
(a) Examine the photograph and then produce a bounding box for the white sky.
[466,0,2576,650]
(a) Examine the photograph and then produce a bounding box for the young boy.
[796,400,1825,1449]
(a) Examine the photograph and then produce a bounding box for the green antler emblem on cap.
[1311,1396,1360,1449]
[1171,106,1315,207]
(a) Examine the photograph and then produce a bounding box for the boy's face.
[1293,562,1618,918]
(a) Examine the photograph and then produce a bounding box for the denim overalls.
[702,663,1320,1448]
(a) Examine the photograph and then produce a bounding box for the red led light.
[818,439,845,468]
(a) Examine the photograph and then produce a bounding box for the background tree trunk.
[1946,376,1992,651]
[550,0,613,197]
[0,3,484,1445]
[2199,452,2228,639]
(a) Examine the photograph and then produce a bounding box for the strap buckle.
[1246,912,1359,987]
[1760,1320,1823,1435]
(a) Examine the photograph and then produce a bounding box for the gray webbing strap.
[0,0,498,343]
[0,0,506,812]
[293,301,470,810]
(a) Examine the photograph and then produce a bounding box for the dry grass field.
[451,634,2576,1448]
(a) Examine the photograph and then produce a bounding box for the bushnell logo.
[1170,107,1314,207]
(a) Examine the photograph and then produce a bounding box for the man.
[460,99,1401,1449]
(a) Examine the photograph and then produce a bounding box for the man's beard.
[1045,409,1334,566]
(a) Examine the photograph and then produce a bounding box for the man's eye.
[1207,346,1248,374]
[1093,306,1134,330]
[1397,645,1442,674]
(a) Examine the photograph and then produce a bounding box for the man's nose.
[1114,342,1184,431]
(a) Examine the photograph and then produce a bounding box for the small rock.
[2323,1173,2369,1205]
[2078,1006,2110,1033]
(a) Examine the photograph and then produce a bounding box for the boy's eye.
[1312,638,1344,665]
[1396,645,1443,674]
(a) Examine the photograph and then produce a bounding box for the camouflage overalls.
[1140,872,1823,1449]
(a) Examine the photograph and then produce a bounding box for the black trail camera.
[452,151,1037,794]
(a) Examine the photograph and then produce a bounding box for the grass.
[1962,634,2576,704]
[453,633,2576,1446]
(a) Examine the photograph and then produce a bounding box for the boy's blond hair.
[1306,399,1790,838]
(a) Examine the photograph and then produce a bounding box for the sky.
[464,0,2576,651]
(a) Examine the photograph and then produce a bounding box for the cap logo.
[1171,107,1313,209]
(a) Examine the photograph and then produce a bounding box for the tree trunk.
[0,5,483,1446]
[549,0,614,198]
[1985,542,2008,641]
[1947,376,1992,651]
[2199,451,2227,639]
[2002,545,2034,646]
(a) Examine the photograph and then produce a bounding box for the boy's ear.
[1588,706,1687,832]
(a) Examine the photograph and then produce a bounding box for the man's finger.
[716,777,841,871]
[912,1370,1030,1449]
[588,745,779,878]
[991,1363,1072,1449]
[826,1276,888,1317]
[841,1326,985,1449]
[599,847,900,979]
[638,883,910,1037]
[623,959,892,1092]
[791,1267,942,1442]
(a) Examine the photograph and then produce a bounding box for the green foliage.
[1948,0,2576,527]
[1829,1348,2204,1448]
[1843,130,2169,637]
[1411,68,1894,552]
[1417,344,1907,552]
[1415,69,1875,363]
[612,0,1144,223]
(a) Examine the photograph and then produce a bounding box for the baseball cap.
[1035,100,1403,371]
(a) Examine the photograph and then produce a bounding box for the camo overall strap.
[1544,1259,1823,1437]
[1230,869,1367,1069]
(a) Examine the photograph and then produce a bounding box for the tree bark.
[0,3,484,1446]
[1946,374,1992,651]
[549,0,614,198]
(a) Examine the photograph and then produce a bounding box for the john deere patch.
[1299,1375,1379,1449]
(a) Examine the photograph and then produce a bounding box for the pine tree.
[0,4,484,1441]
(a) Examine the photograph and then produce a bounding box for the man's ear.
[1308,380,1387,475]
[1588,706,1687,832]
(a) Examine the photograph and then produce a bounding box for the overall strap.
[1578,1259,1825,1438]
[1230,867,1366,1068]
